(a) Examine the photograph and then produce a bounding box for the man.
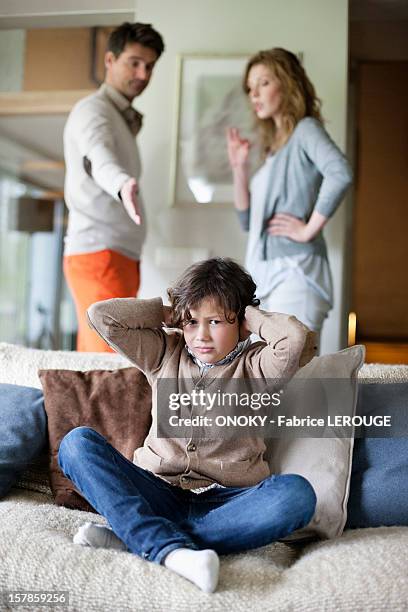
[63,22,165,351]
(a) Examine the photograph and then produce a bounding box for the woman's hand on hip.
[267,213,311,242]
[226,127,251,169]
[267,210,328,242]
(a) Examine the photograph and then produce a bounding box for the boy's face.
[182,297,240,364]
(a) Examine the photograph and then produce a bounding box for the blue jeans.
[58,427,316,565]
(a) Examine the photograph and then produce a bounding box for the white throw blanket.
[1,342,407,611]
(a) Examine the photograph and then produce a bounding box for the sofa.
[0,341,407,612]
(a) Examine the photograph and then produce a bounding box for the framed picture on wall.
[170,54,256,207]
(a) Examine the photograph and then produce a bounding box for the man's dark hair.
[168,257,260,327]
[107,22,165,58]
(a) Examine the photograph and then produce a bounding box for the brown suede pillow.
[38,368,152,512]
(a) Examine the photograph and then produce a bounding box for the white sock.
[73,522,127,551]
[164,548,219,593]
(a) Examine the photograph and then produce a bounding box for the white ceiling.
[0,2,134,30]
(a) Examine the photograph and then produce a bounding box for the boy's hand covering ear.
[239,317,251,341]
[299,330,318,367]
[162,305,174,327]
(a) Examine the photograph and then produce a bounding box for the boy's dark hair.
[168,257,260,327]
[107,22,165,58]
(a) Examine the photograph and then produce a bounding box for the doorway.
[348,1,408,363]
[351,60,408,362]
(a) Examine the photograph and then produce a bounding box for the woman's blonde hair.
[243,48,323,157]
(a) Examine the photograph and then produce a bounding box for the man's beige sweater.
[63,84,146,259]
[87,298,316,489]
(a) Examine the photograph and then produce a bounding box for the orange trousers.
[63,249,140,352]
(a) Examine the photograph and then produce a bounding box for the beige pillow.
[267,345,365,540]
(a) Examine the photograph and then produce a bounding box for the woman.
[227,48,352,346]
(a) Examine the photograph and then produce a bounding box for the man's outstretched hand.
[120,177,142,225]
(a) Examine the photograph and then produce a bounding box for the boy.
[58,258,317,593]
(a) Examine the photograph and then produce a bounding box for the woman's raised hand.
[226,127,251,169]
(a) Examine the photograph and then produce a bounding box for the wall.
[135,0,350,354]
[0,30,25,91]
